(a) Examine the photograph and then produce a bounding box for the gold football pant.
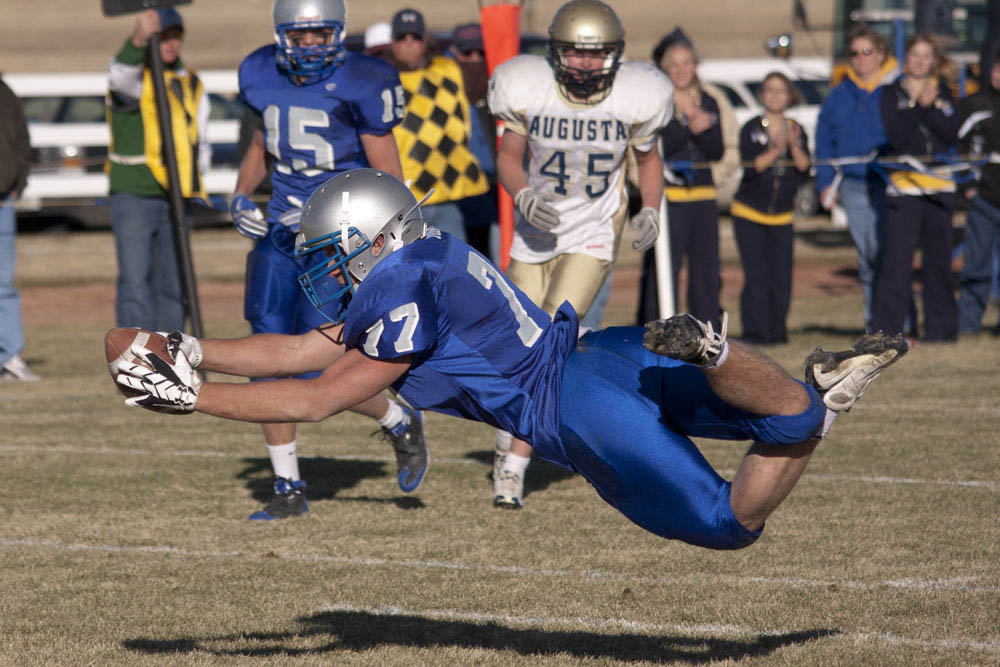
[506,253,612,319]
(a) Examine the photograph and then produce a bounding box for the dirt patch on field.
[23,261,861,328]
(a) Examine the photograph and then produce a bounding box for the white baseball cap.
[364,22,392,50]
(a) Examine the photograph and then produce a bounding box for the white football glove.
[277,207,302,230]
[630,206,660,252]
[157,330,203,368]
[117,343,202,413]
[514,188,561,232]
[230,194,268,239]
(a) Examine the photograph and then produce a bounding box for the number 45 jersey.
[342,230,580,466]
[238,45,404,222]
[488,55,673,263]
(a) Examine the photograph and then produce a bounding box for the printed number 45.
[539,150,614,199]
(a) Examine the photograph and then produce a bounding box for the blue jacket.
[815,60,899,192]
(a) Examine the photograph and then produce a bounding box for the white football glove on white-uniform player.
[117,343,202,413]
[630,206,659,252]
[514,187,561,231]
[229,194,269,239]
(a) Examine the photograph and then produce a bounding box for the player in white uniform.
[487,0,672,508]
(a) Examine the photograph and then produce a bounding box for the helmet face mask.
[272,0,347,82]
[547,0,625,102]
[295,170,426,324]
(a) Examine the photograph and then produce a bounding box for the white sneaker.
[805,332,908,412]
[493,470,524,509]
[1,354,39,381]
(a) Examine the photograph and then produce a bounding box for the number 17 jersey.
[238,46,404,221]
[341,230,580,466]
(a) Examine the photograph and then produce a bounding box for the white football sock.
[501,452,531,477]
[378,399,408,430]
[495,430,513,453]
[267,441,300,481]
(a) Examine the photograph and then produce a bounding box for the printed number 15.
[381,85,406,123]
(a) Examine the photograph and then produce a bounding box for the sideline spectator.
[731,72,811,344]
[956,46,1000,335]
[384,8,489,242]
[815,26,898,330]
[0,75,38,381]
[449,22,498,260]
[106,8,209,332]
[638,28,723,327]
[874,32,959,341]
[364,21,392,57]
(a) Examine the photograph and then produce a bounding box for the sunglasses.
[394,32,424,42]
[850,47,875,57]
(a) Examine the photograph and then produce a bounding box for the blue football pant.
[244,225,346,380]
[557,327,825,550]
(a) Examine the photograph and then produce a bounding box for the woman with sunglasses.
[874,32,959,341]
[815,26,899,331]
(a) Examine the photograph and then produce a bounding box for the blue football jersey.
[341,231,580,463]
[238,46,405,221]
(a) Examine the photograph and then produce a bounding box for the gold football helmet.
[548,0,625,102]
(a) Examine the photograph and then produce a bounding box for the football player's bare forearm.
[497,132,528,196]
[635,147,664,210]
[198,331,341,378]
[194,378,352,424]
[360,132,404,180]
[194,351,407,423]
[234,130,268,196]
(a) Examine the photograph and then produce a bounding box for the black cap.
[157,8,184,33]
[451,23,483,53]
[651,27,693,66]
[391,8,425,39]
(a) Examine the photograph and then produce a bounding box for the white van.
[6,70,242,219]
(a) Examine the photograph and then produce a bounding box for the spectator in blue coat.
[816,26,898,330]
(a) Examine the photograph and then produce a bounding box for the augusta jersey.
[489,55,673,262]
[238,46,404,222]
[341,230,580,463]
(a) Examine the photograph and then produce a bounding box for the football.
[104,328,172,398]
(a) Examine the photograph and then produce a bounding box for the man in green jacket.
[106,8,209,331]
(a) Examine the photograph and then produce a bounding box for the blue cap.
[157,8,184,33]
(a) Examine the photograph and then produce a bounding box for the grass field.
[2,223,998,666]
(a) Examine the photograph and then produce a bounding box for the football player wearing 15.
[487,0,673,509]
[225,0,424,521]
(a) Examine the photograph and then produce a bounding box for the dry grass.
[2,222,998,665]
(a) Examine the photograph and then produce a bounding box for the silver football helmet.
[296,169,426,322]
[272,0,347,80]
[548,0,625,102]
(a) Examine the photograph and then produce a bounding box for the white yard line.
[1,538,998,597]
[1,443,996,491]
[316,602,1000,653]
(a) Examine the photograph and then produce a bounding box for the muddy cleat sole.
[493,470,524,509]
[805,332,909,411]
[643,312,729,367]
[382,407,428,493]
[249,477,308,521]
